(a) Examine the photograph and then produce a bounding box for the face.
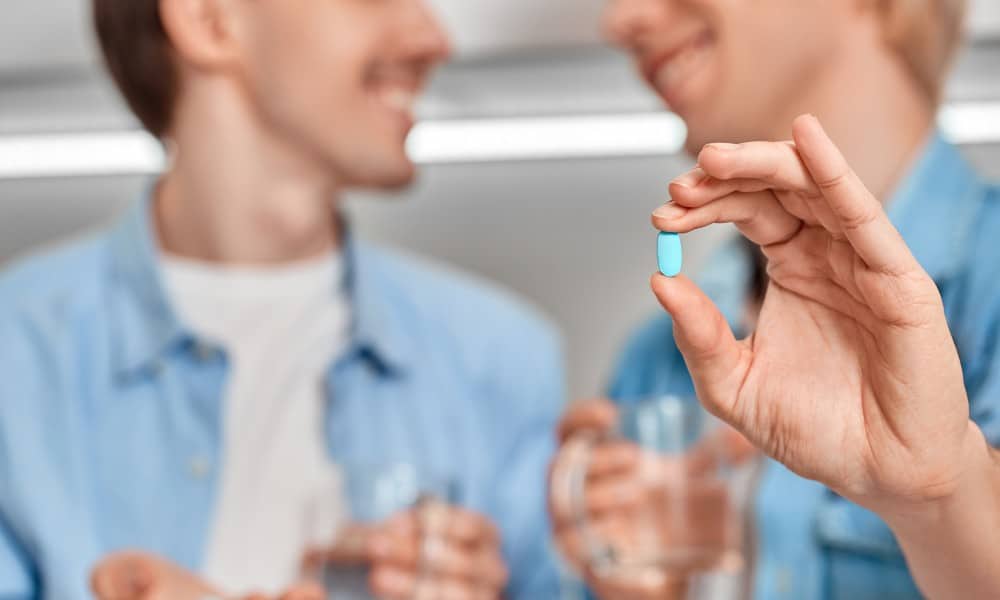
[230,0,451,189]
[603,0,855,154]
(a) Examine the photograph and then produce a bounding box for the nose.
[602,0,671,51]
[400,0,454,66]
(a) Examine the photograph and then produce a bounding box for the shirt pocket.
[813,496,924,600]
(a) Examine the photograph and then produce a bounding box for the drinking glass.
[301,462,460,600]
[552,396,751,590]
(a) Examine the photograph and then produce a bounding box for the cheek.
[242,18,376,138]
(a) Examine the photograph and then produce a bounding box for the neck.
[156,79,341,265]
[762,42,935,201]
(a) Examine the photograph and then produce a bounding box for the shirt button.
[188,456,212,479]
[193,342,217,363]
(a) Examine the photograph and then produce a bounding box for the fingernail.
[652,203,686,219]
[671,167,707,189]
[706,142,739,152]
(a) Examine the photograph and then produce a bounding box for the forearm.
[884,425,1000,600]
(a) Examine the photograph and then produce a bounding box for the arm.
[893,306,1000,599]
[885,435,1000,599]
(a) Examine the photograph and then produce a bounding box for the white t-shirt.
[161,253,350,595]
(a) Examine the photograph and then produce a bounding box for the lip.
[374,94,417,135]
[639,29,714,93]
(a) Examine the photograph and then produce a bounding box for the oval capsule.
[657,232,683,277]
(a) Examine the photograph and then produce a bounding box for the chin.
[680,111,730,158]
[376,167,417,191]
[682,127,712,158]
[358,158,417,190]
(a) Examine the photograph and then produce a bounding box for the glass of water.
[300,462,460,600]
[551,396,752,592]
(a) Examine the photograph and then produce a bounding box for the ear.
[159,0,241,69]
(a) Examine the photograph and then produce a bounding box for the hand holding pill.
[647,115,980,524]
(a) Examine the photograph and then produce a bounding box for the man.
[551,0,1000,598]
[0,0,562,598]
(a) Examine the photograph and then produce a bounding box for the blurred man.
[551,0,1000,598]
[0,0,562,598]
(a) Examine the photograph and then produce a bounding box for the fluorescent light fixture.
[407,112,687,163]
[0,102,998,179]
[0,131,164,179]
[939,102,1000,145]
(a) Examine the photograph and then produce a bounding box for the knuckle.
[698,146,736,179]
[839,205,878,231]
[814,168,851,192]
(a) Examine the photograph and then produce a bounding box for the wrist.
[882,423,1000,536]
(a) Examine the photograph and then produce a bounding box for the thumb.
[90,553,154,600]
[650,273,750,424]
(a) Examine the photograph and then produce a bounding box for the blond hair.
[873,0,968,102]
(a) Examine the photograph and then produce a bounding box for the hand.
[548,400,752,600]
[318,504,509,600]
[648,114,981,514]
[91,551,324,600]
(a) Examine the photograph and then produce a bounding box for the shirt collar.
[340,228,414,375]
[108,192,412,377]
[886,130,985,282]
[108,192,189,377]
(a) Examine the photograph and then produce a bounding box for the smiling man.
[0,0,563,598]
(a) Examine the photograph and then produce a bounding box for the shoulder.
[0,234,111,375]
[0,234,110,324]
[359,242,563,370]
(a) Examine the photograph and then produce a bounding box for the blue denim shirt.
[0,196,565,600]
[609,133,1000,600]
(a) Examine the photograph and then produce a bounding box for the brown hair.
[93,0,176,137]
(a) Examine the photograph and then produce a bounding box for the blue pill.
[657,232,683,277]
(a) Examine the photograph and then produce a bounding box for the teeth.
[379,88,415,113]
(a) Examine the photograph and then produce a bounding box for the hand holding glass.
[550,397,752,597]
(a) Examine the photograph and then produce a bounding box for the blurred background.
[1,0,999,398]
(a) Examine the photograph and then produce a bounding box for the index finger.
[557,399,618,443]
[436,505,500,547]
[404,503,500,547]
[792,115,919,274]
[691,140,819,195]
